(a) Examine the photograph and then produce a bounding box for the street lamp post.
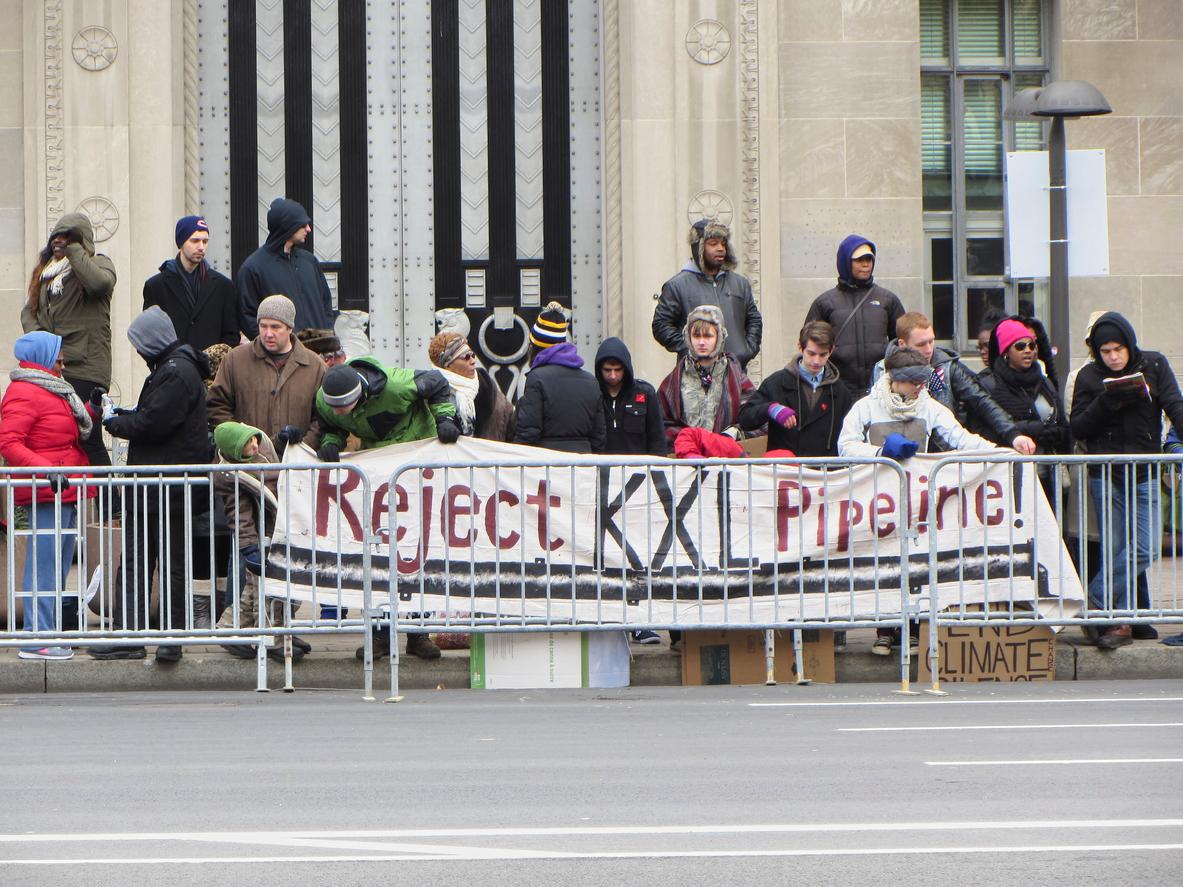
[1006,81,1111,383]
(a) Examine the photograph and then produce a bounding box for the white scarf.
[40,255,72,297]
[438,366,480,434]
[871,372,927,420]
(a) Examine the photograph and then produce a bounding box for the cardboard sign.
[917,622,1056,682]
[681,628,836,685]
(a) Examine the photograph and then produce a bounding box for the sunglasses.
[1010,340,1036,352]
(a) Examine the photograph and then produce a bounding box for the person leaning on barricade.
[838,347,1003,657]
[739,320,852,458]
[657,303,754,452]
[429,331,515,441]
[89,307,211,663]
[315,354,461,662]
[0,332,100,660]
[1069,311,1183,650]
[971,316,1070,500]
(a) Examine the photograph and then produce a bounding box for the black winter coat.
[805,283,904,399]
[237,198,337,337]
[652,263,763,369]
[739,360,852,456]
[594,337,667,456]
[106,344,211,468]
[928,346,1019,447]
[514,353,606,454]
[974,363,1069,453]
[143,259,240,351]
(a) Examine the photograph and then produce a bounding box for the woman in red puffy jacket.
[0,331,98,660]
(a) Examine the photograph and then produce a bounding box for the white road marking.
[926,758,1183,767]
[751,696,1183,708]
[3,819,1182,842]
[6,845,1183,864]
[840,722,1183,733]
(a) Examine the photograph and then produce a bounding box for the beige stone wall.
[775,0,924,355]
[2,0,185,409]
[1061,0,1183,370]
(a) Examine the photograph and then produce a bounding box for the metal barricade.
[380,455,919,699]
[922,453,1183,693]
[0,461,376,698]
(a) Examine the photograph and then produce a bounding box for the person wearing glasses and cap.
[427,332,515,441]
[839,346,1004,656]
[805,235,906,401]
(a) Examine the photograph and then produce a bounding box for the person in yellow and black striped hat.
[512,301,606,453]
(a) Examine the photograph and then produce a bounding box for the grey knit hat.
[257,294,296,328]
[321,364,364,407]
[127,306,178,359]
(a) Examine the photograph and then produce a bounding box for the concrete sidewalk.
[2,628,1181,695]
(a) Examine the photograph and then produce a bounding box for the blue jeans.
[1088,474,1159,612]
[20,502,78,642]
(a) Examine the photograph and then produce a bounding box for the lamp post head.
[1004,86,1043,121]
[1032,80,1112,118]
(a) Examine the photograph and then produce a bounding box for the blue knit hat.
[175,215,209,248]
[14,331,63,370]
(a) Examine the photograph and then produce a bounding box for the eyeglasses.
[457,351,476,361]
[1011,340,1036,352]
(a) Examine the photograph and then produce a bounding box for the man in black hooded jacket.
[595,337,667,457]
[237,197,337,337]
[1070,311,1183,650]
[91,307,212,663]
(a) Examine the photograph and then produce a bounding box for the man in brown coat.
[207,295,325,658]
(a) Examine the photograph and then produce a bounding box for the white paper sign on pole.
[1005,149,1109,278]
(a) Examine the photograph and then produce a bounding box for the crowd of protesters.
[5,201,1183,663]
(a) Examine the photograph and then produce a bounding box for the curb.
[2,637,1180,694]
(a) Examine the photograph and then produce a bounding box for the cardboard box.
[681,628,836,685]
[917,621,1056,683]
[739,435,768,457]
[470,631,630,690]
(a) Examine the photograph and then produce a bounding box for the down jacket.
[0,364,98,505]
[804,235,905,399]
[21,213,116,387]
[514,344,606,454]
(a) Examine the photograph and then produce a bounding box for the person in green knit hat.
[210,421,293,661]
[314,356,460,661]
[314,356,460,458]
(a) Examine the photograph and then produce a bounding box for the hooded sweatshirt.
[21,213,116,386]
[214,421,265,463]
[1070,311,1183,470]
[236,198,337,337]
[804,234,905,400]
[594,337,667,456]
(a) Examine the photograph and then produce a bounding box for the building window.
[921,0,1049,352]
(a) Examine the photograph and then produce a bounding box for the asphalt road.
[2,681,1182,886]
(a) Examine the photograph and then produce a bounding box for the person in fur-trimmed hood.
[652,218,763,369]
[805,235,905,401]
[657,303,755,451]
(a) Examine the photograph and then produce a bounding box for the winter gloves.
[317,442,341,463]
[435,416,461,444]
[274,425,302,452]
[880,433,919,461]
[767,402,796,429]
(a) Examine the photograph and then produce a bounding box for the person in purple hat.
[143,215,240,351]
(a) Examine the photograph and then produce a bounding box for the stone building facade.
[1,0,1179,404]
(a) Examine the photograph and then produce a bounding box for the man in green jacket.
[314,356,460,459]
[314,356,460,661]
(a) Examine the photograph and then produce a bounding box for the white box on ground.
[470,631,630,690]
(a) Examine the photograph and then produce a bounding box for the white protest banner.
[264,438,1083,625]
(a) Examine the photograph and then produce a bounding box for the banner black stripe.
[540,0,571,302]
[227,0,258,277]
[486,0,517,306]
[338,0,368,310]
[432,0,463,308]
[283,0,314,255]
